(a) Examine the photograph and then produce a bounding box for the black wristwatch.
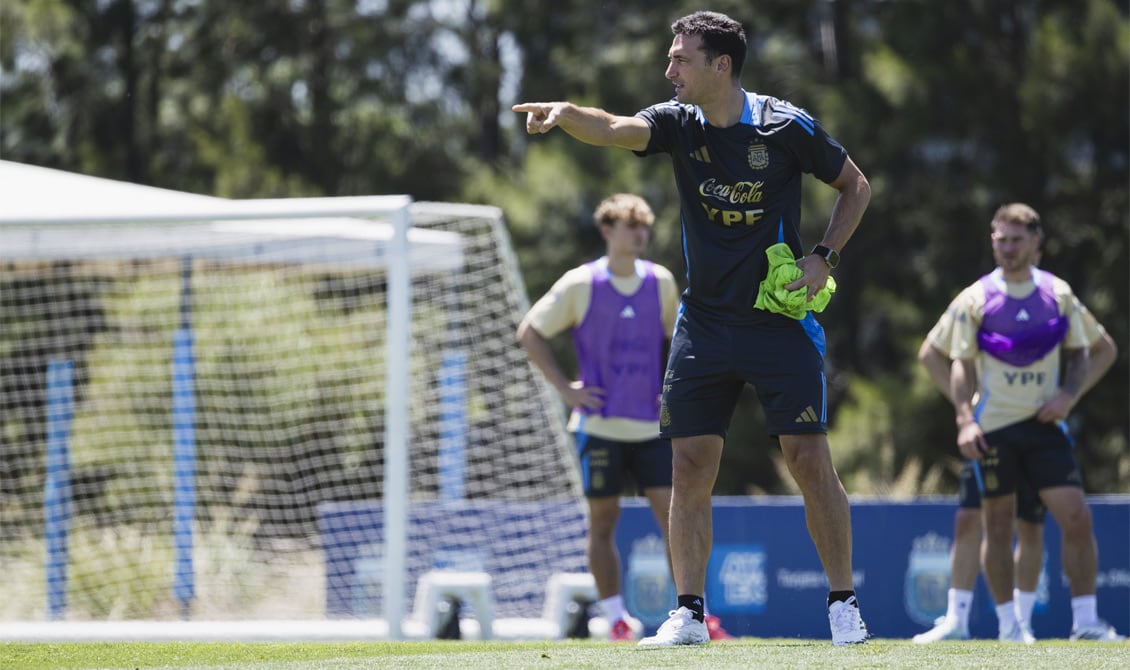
[810,244,840,269]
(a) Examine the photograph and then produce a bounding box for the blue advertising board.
[615,495,1130,639]
[319,496,1128,639]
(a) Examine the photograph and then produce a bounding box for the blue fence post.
[44,358,74,621]
[438,351,467,501]
[172,257,196,618]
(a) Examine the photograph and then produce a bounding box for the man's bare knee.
[587,498,620,538]
[780,437,836,490]
[1057,505,1094,539]
[953,507,982,542]
[671,436,723,495]
[982,501,1014,542]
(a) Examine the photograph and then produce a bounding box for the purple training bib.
[976,269,1068,367]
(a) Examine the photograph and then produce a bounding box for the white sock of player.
[949,588,974,627]
[1071,594,1099,629]
[1013,589,1036,628]
[996,601,1019,633]
[600,594,627,623]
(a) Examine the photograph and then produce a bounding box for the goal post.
[0,162,587,639]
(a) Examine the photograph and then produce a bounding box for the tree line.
[3,0,1127,495]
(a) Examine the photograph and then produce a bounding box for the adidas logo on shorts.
[794,406,819,423]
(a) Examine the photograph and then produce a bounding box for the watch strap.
[810,244,840,269]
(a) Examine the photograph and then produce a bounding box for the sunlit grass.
[3,638,1128,670]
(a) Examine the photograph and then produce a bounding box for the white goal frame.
[0,162,462,640]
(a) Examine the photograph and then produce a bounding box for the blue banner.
[615,496,1130,640]
[318,496,1128,638]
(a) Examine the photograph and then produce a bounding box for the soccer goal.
[0,162,588,640]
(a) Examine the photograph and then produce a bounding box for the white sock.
[1013,589,1036,628]
[599,594,626,623]
[1071,594,1098,629]
[948,588,974,627]
[996,601,1018,632]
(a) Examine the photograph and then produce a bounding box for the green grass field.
[4,638,1128,670]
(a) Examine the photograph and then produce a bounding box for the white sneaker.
[828,596,869,645]
[999,622,1036,644]
[912,615,970,643]
[637,607,709,647]
[1070,621,1126,642]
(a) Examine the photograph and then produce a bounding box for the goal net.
[0,165,588,636]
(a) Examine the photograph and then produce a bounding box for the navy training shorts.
[976,418,1083,501]
[958,459,1047,523]
[660,308,828,439]
[575,433,673,498]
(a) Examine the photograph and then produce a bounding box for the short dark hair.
[991,202,1042,235]
[671,11,747,82]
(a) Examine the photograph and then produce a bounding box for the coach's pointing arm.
[512,102,651,152]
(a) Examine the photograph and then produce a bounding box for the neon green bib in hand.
[753,242,837,319]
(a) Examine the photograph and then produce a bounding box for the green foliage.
[67,524,176,619]
[59,267,387,530]
[2,1,1127,496]
[830,372,952,497]
[1,515,269,620]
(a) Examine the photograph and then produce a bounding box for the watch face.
[812,245,838,268]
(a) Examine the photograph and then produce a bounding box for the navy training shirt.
[635,91,848,324]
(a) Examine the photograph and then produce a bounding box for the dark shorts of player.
[975,417,1083,504]
[575,434,673,498]
[958,460,1046,523]
[660,308,827,439]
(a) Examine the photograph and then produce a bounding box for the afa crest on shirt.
[747,143,769,169]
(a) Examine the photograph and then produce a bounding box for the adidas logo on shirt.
[1016,308,1030,321]
[689,146,712,163]
[619,305,636,319]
